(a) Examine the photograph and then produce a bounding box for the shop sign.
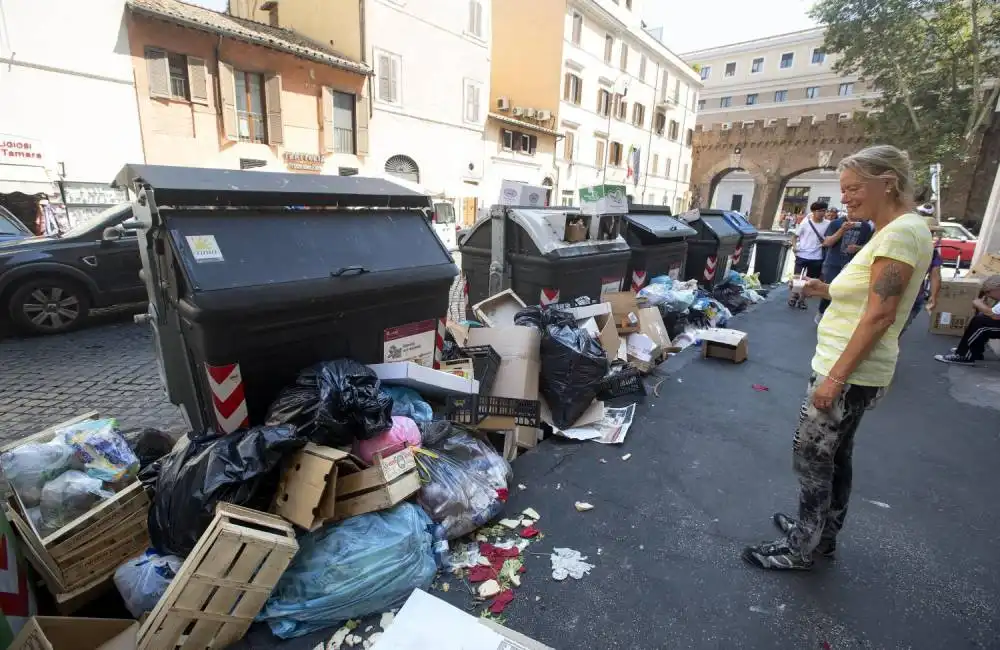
[62,183,128,206]
[0,135,44,166]
[283,151,324,172]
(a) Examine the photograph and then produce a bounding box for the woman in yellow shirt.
[743,145,933,571]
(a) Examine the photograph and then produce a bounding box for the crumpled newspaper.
[550,547,595,581]
[445,541,482,569]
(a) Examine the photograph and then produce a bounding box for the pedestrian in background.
[788,201,830,309]
[933,275,1000,365]
[901,205,943,335]
[743,145,932,571]
[816,206,874,324]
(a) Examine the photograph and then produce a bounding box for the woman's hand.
[925,297,937,312]
[812,377,842,411]
[803,279,830,299]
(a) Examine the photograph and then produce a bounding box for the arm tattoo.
[873,262,905,301]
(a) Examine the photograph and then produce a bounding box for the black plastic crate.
[459,345,501,395]
[445,394,541,428]
[597,366,646,399]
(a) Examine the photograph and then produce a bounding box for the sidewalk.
[241,290,1000,649]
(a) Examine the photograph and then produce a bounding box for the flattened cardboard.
[969,252,1000,279]
[334,447,420,520]
[370,362,479,397]
[596,312,621,360]
[472,289,527,328]
[272,443,355,530]
[601,292,640,334]
[701,328,749,363]
[930,276,982,336]
[10,616,138,650]
[637,307,671,352]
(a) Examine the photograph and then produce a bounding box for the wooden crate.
[1,412,151,599]
[138,503,298,650]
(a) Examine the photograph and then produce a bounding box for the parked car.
[0,205,32,243]
[937,220,977,267]
[0,203,144,335]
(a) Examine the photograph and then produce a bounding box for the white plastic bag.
[0,440,75,507]
[39,470,112,532]
[114,549,183,618]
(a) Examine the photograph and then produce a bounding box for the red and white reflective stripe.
[630,270,648,293]
[704,256,718,282]
[540,288,560,306]
[732,245,743,263]
[434,318,446,369]
[205,362,249,433]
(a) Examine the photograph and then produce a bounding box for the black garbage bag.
[441,331,465,362]
[123,428,179,471]
[658,309,690,342]
[144,425,304,556]
[266,359,393,445]
[514,306,575,330]
[712,282,750,315]
[539,320,609,429]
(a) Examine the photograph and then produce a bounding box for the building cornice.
[682,27,826,61]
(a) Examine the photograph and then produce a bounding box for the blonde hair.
[838,145,914,204]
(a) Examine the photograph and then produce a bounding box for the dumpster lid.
[686,209,741,244]
[624,213,697,239]
[115,164,433,209]
[719,210,759,235]
[467,206,630,256]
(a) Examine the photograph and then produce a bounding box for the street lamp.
[601,74,630,185]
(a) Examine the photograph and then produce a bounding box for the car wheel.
[8,278,92,335]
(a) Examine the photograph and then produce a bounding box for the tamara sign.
[0,135,44,166]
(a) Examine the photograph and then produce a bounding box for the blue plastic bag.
[384,386,433,423]
[114,549,183,618]
[257,503,437,639]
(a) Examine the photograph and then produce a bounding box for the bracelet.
[827,375,847,386]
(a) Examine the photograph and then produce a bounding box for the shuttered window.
[144,47,207,103]
[332,91,355,153]
[231,69,281,145]
[376,51,401,104]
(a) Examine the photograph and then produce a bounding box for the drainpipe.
[360,0,372,122]
[640,63,659,201]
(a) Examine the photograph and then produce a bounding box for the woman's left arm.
[813,256,914,409]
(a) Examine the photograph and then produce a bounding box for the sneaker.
[797,300,808,310]
[788,297,798,308]
[934,353,973,366]
[741,538,813,570]
[814,313,823,325]
[772,512,836,558]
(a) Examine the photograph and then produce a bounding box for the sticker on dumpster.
[185,235,224,263]
[384,320,438,367]
[669,264,681,280]
[601,277,622,294]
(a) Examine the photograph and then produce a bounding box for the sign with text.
[0,135,44,166]
[283,151,324,172]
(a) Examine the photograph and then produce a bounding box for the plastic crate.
[597,367,646,399]
[459,345,501,395]
[445,394,541,428]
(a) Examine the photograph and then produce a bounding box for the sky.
[187,0,818,55]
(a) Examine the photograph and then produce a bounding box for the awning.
[0,164,57,196]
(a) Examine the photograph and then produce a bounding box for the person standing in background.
[902,205,944,335]
[788,202,831,309]
[817,207,874,323]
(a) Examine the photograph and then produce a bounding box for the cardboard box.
[373,589,554,650]
[595,312,622,360]
[969,252,1000,279]
[472,289,527,328]
[567,302,612,321]
[499,180,548,207]
[272,443,360,530]
[930,276,982,336]
[467,325,542,438]
[701,328,749,363]
[335,447,421,520]
[370,361,479,398]
[564,220,587,242]
[626,333,658,372]
[601,292,640,334]
[10,616,138,650]
[637,307,672,351]
[578,184,628,216]
[383,319,440,367]
[440,358,476,380]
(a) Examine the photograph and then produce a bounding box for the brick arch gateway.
[690,114,870,228]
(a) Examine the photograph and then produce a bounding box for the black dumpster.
[117,164,458,434]
[460,205,631,310]
[680,209,741,288]
[721,211,759,274]
[754,231,793,285]
[622,204,697,292]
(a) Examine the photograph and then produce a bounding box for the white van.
[433,201,458,252]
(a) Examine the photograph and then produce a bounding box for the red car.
[936,221,977,267]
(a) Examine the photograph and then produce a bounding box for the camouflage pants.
[787,374,883,555]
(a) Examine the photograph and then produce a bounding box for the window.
[331,90,355,153]
[561,191,574,207]
[720,96,732,108]
[654,111,666,135]
[817,196,832,205]
[780,52,794,69]
[563,130,576,160]
[168,54,189,99]
[467,0,484,38]
[639,55,647,82]
[145,47,208,103]
[665,158,672,178]
[806,86,820,99]
[564,73,582,105]
[751,57,763,74]
[811,48,825,64]
[235,70,267,143]
[614,94,627,121]
[730,194,743,212]
[604,34,614,64]
[682,163,689,179]
[839,82,854,96]
[376,51,401,104]
[700,65,711,80]
[595,139,606,167]
[668,120,679,141]
[502,129,514,150]
[673,79,681,104]
[652,154,659,175]
[597,89,612,117]
[620,43,629,72]
[464,80,482,122]
[746,93,758,105]
[697,99,706,110]
[774,89,788,102]
[500,129,537,155]
[571,12,582,45]
[724,62,736,77]
[661,70,669,101]
[674,197,683,214]
[685,128,693,147]
[609,141,623,166]
[631,103,645,127]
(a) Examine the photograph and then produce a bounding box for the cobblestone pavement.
[0,307,185,445]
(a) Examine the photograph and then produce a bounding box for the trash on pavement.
[550,547,595,580]
[9,617,138,650]
[472,289,527,328]
[477,579,502,598]
[271,443,356,530]
[522,507,540,520]
[383,386,434,423]
[39,470,113,534]
[258,503,437,639]
[59,418,140,484]
[574,502,594,512]
[546,401,636,445]
[114,549,183,618]
[334,446,421,521]
[701,329,749,364]
[143,424,304,556]
[752,384,769,392]
[122,428,178,471]
[601,291,641,334]
[0,437,75,508]
[621,453,632,461]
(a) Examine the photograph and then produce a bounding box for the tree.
[811,0,1000,189]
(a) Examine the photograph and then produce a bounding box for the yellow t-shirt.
[812,213,933,387]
